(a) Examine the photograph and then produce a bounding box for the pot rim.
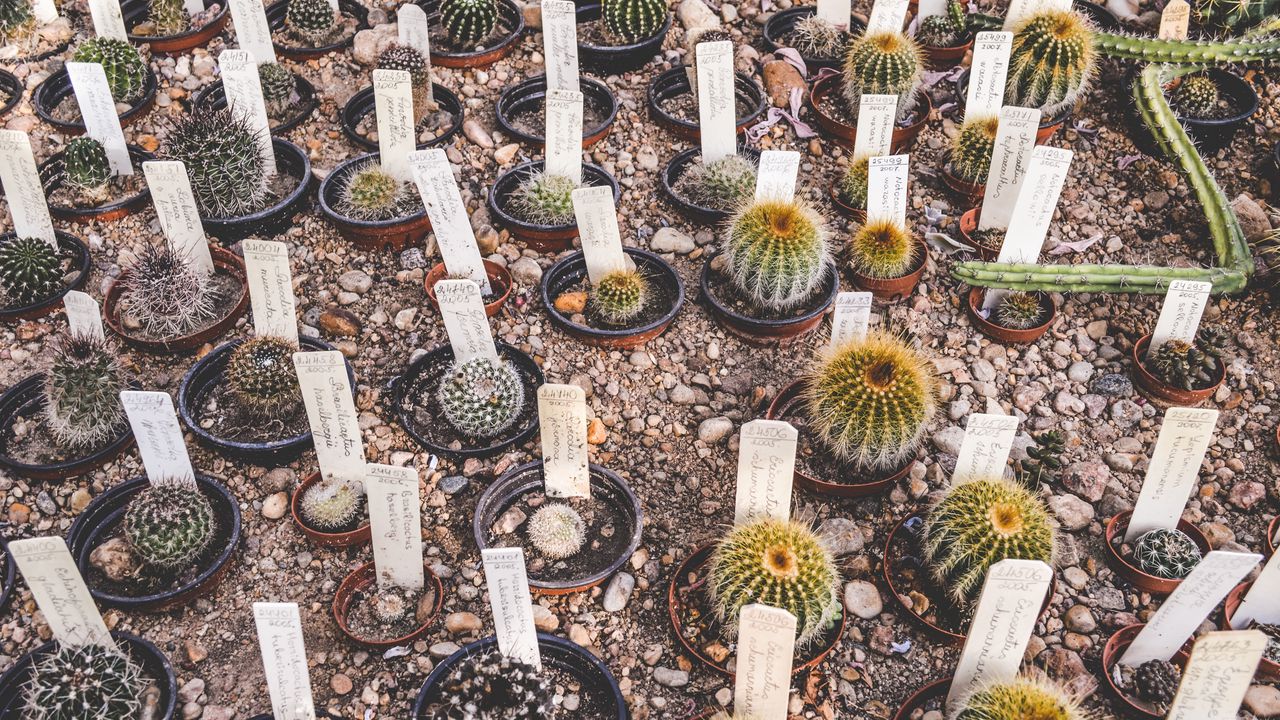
[193,74,319,136]
[338,82,465,151]
[0,374,136,480]
[1102,510,1212,595]
[1169,68,1260,130]
[317,150,429,230]
[539,247,685,342]
[487,159,620,235]
[123,0,230,49]
[0,540,15,613]
[0,230,92,322]
[33,65,158,134]
[760,6,866,70]
[1130,333,1225,405]
[0,69,20,118]
[1101,623,1190,718]
[965,286,1057,343]
[415,0,524,66]
[424,259,514,317]
[890,676,953,720]
[332,560,445,648]
[700,253,839,330]
[575,0,672,56]
[39,144,156,222]
[494,74,619,146]
[202,137,313,233]
[647,64,767,136]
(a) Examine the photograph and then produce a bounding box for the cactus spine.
[258,63,298,119]
[673,154,757,211]
[72,37,150,104]
[849,219,918,279]
[602,0,666,43]
[436,357,526,438]
[164,108,270,219]
[839,156,869,209]
[0,236,63,307]
[124,483,216,572]
[300,479,364,530]
[439,0,498,46]
[724,198,831,311]
[63,137,113,202]
[527,504,587,559]
[841,30,924,119]
[1192,0,1280,35]
[1005,10,1096,117]
[43,334,129,451]
[377,43,433,122]
[24,642,146,720]
[994,291,1047,329]
[954,675,1088,720]
[0,0,35,44]
[950,116,999,184]
[285,0,339,44]
[791,14,847,57]
[1132,528,1202,579]
[1170,73,1220,117]
[148,0,189,36]
[591,269,649,324]
[120,243,217,337]
[338,161,417,221]
[509,172,578,225]
[226,336,301,416]
[436,650,554,719]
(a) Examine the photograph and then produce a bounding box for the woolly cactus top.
[435,649,555,718]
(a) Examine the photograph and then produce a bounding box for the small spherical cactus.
[338,161,416,221]
[436,649,554,719]
[791,14,847,58]
[1132,659,1181,707]
[709,517,841,646]
[124,483,217,572]
[527,504,587,559]
[300,479,365,531]
[148,0,190,36]
[724,198,831,311]
[841,30,924,119]
[285,0,339,44]
[1132,528,1202,579]
[24,642,146,720]
[1172,74,1220,117]
[371,590,411,624]
[591,269,649,324]
[1018,429,1065,487]
[258,62,298,119]
[849,219,918,279]
[954,675,1087,720]
[673,154,757,212]
[377,43,433,121]
[120,243,216,338]
[165,108,269,219]
[923,477,1057,605]
[439,0,498,46]
[602,0,667,43]
[950,115,999,184]
[1148,328,1227,390]
[917,12,963,48]
[0,0,36,44]
[72,37,150,104]
[839,156,869,208]
[0,236,63,308]
[995,291,1047,330]
[43,333,128,451]
[509,172,578,226]
[436,357,526,438]
[1006,10,1096,117]
[226,336,301,417]
[63,136,113,201]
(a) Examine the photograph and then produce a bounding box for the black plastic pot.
[661,146,760,224]
[193,75,319,136]
[201,138,313,243]
[761,6,866,70]
[0,375,136,481]
[0,633,177,719]
[414,0,524,68]
[1170,69,1259,153]
[540,247,684,349]
[0,69,20,119]
[1074,0,1119,29]
[66,475,242,611]
[413,634,626,719]
[391,341,544,460]
[264,0,369,60]
[0,541,15,613]
[648,66,767,142]
[488,160,620,253]
[0,231,92,323]
[40,144,155,224]
[701,254,839,346]
[177,336,354,466]
[576,0,671,72]
[495,75,618,148]
[339,83,464,152]
[318,150,433,252]
[122,0,231,54]
[32,66,158,135]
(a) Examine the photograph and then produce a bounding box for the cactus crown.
[995,291,1046,330]
[24,642,146,720]
[300,479,365,531]
[954,675,1088,720]
[0,0,35,44]
[724,198,831,312]
[602,0,666,44]
[124,483,216,572]
[43,333,129,452]
[591,269,650,325]
[437,649,554,719]
[439,0,499,46]
[226,336,301,416]
[791,14,848,58]
[436,357,526,439]
[673,154,757,212]
[1148,326,1228,390]
[378,43,430,86]
[1017,429,1064,488]
[841,30,923,119]
[1132,528,1201,579]
[165,108,270,219]
[121,243,217,338]
[285,0,339,43]
[849,219,918,279]
[338,161,418,222]
[258,62,298,117]
[72,37,150,104]
[1132,659,1180,706]
[371,590,411,624]
[923,477,1057,605]
[917,1,968,47]
[527,503,587,559]
[951,115,999,184]
[839,156,869,208]
[63,137,114,199]
[1006,10,1096,117]
[509,172,578,226]
[148,0,189,36]
[1171,73,1220,118]
[0,236,63,308]
[709,517,841,646]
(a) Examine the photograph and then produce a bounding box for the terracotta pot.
[661,146,761,225]
[488,160,620,252]
[965,286,1056,344]
[318,151,431,252]
[761,7,865,71]
[1130,333,1224,407]
[849,241,928,302]
[290,471,372,548]
[892,677,952,720]
[201,138,313,243]
[39,144,155,224]
[576,1,670,72]
[104,244,250,354]
[339,83,464,151]
[0,69,20,119]
[425,259,513,318]
[122,0,230,54]
[540,247,684,349]
[940,160,985,201]
[0,375,136,481]
[33,67,158,135]
[701,255,838,347]
[829,184,867,223]
[1103,511,1212,596]
[264,0,369,60]
[1102,624,1190,719]
[416,0,523,68]
[1221,580,1280,680]
[495,75,618,149]
[0,230,92,323]
[958,205,998,261]
[194,75,319,136]
[647,65,767,142]
[923,35,973,71]
[810,75,931,153]
[332,561,444,649]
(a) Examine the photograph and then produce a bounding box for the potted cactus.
[831,155,869,220]
[940,115,997,200]
[495,75,618,149]
[847,218,928,301]
[1221,582,1280,680]
[418,0,525,68]
[488,160,620,252]
[966,287,1058,344]
[122,0,230,54]
[810,29,930,151]
[340,43,465,151]
[33,37,159,134]
[1160,68,1258,152]
[1003,9,1096,144]
[332,560,444,648]
[1103,510,1210,595]
[265,0,369,59]
[0,231,92,322]
[662,148,759,224]
[915,1,974,70]
[0,0,66,61]
[576,0,672,70]
[1130,326,1229,405]
[291,473,372,547]
[1102,624,1188,718]
[40,136,155,223]
[195,62,320,136]
[897,674,1088,720]
[762,7,865,69]
[647,34,766,143]
[318,153,432,252]
[541,247,685,349]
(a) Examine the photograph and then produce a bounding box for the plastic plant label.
[33,0,57,22]
[951,413,1020,485]
[733,419,797,525]
[63,291,105,341]
[753,150,800,202]
[946,559,1054,705]
[734,604,797,719]
[866,154,909,227]
[372,69,415,182]
[481,547,541,669]
[434,279,500,363]
[242,239,299,343]
[572,186,630,284]
[397,3,433,102]
[220,49,276,174]
[0,131,56,243]
[1167,630,1267,720]
[829,291,873,349]
[1148,280,1212,355]
[537,384,590,499]
[996,145,1072,262]
[542,0,579,91]
[545,89,584,184]
[65,62,131,175]
[916,0,946,18]
[253,603,318,720]
[1125,407,1219,542]
[852,94,897,159]
[227,0,277,64]
[865,0,909,33]
[966,32,1013,118]
[816,0,851,27]
[10,538,115,648]
[1159,0,1191,40]
[696,40,737,165]
[293,351,365,484]
[1120,551,1261,666]
[408,149,492,294]
[1229,552,1280,629]
[88,0,128,40]
[365,463,425,591]
[978,106,1042,231]
[143,160,215,278]
[120,390,197,486]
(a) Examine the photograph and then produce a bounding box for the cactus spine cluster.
[1005,10,1096,117]
[371,590,411,624]
[377,43,433,122]
[72,37,150,104]
[43,334,128,451]
[0,0,35,44]
[436,357,526,438]
[124,483,216,572]
[951,115,999,184]
[923,477,1057,604]
[436,649,554,719]
[1192,0,1279,35]
[1132,659,1181,707]
[1147,326,1227,390]
[994,291,1046,329]
[602,0,666,43]
[1132,528,1202,579]
[0,236,63,307]
[165,108,270,219]
[841,30,923,119]
[510,172,577,225]
[1171,73,1220,118]
[226,336,301,416]
[120,243,217,337]
[338,161,417,221]
[673,154,757,212]
[439,0,498,46]
[148,0,189,36]
[285,0,339,44]
[527,503,587,559]
[724,198,831,311]
[839,156,869,209]
[591,269,649,324]
[257,62,298,119]
[63,137,113,202]
[953,676,1088,720]
[300,479,364,530]
[917,1,969,47]
[24,642,146,720]
[791,14,847,58]
[849,219,918,279]
[709,517,841,646]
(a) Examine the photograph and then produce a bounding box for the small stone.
[475,224,500,254]
[1110,399,1143,426]
[494,143,520,165]
[554,291,588,314]
[440,475,468,494]
[1062,461,1109,502]
[602,572,635,612]
[587,418,607,445]
[1232,194,1272,241]
[1048,494,1094,531]
[816,517,865,555]
[1229,481,1265,509]
[843,580,883,619]
[1245,685,1280,717]
[337,270,373,294]
[511,257,543,285]
[698,416,733,444]
[1063,605,1097,633]
[463,118,494,148]
[262,492,288,520]
[394,307,418,331]
[1066,361,1094,383]
[445,612,482,636]
[492,506,527,535]
[178,679,205,704]
[331,673,354,694]
[185,639,208,663]
[89,538,142,582]
[1090,373,1132,397]
[650,227,696,254]
[318,308,361,337]
[677,0,719,31]
[762,59,806,107]
[70,488,93,512]
[532,604,559,632]
[653,666,689,688]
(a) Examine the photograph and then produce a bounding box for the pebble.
[1066,361,1094,383]
[842,580,883,619]
[532,604,559,631]
[602,572,635,611]
[318,308,361,337]
[440,475,468,494]
[510,257,543,284]
[178,678,205,704]
[817,517,865,555]
[444,612,482,636]
[1245,685,1280,718]
[763,59,806,107]
[1062,461,1109,502]
[331,673,354,694]
[1090,373,1132,396]
[463,118,495,148]
[653,666,690,688]
[262,492,289,520]
[698,416,733,444]
[394,307,418,331]
[1063,605,1097,633]
[554,292,588,314]
[1048,494,1094,531]
[337,270,372,294]
[650,227,696,254]
[494,143,520,164]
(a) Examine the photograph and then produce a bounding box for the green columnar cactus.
[1006,10,1097,117]
[0,236,62,307]
[994,291,1046,329]
[377,43,433,122]
[803,331,938,470]
[849,219,918,279]
[709,518,841,646]
[791,15,847,58]
[1133,659,1181,707]
[124,483,216,572]
[954,676,1087,720]
[1132,528,1202,579]
[72,37,150,104]
[951,116,999,184]
[120,243,216,337]
[226,336,301,416]
[1018,429,1065,487]
[148,0,189,36]
[257,62,298,119]
[841,30,924,119]
[839,156,869,208]
[923,477,1057,604]
[673,154,757,212]
[43,334,128,451]
[63,137,113,202]
[300,479,364,530]
[1193,0,1279,35]
[602,0,666,43]
[436,357,525,438]
[527,504,587,559]
[591,269,649,324]
[338,161,417,221]
[510,172,577,225]
[0,0,35,44]
[725,198,831,311]
[439,0,498,46]
[164,108,270,219]
[24,642,146,720]
[1171,73,1220,117]
[285,0,339,44]
[436,650,554,719]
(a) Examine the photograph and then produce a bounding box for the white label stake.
[63,291,105,341]
[865,0,909,33]
[852,94,897,160]
[829,291,873,349]
[1229,552,1280,629]
[10,538,114,648]
[227,0,277,64]
[696,41,737,165]
[753,150,800,202]
[365,463,425,591]
[253,603,317,720]
[978,106,1042,231]
[1167,631,1267,720]
[1125,407,1218,542]
[397,4,433,101]
[572,186,630,283]
[866,154,909,228]
[0,131,56,243]
[1148,280,1212,356]
[119,391,196,485]
[965,32,1013,119]
[88,0,128,40]
[293,351,364,484]
[481,548,541,669]
[143,160,214,277]
[537,384,590,498]
[408,149,492,293]
[816,0,850,27]
[66,62,131,175]
[373,69,416,182]
[951,413,1020,485]
[32,0,57,22]
[1159,0,1191,40]
[541,0,579,91]
[982,145,1071,313]
[545,89,583,184]
[734,604,797,719]
[733,419,797,525]
[220,49,276,173]
[434,279,499,364]
[241,239,299,343]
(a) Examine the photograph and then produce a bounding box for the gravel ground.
[2,0,1280,717]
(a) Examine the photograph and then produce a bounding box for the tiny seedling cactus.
[709,517,841,646]
[839,156,869,209]
[591,269,649,324]
[923,476,1057,604]
[226,336,301,417]
[258,62,298,119]
[72,37,150,104]
[724,198,831,311]
[0,0,35,44]
[1132,659,1181,707]
[164,108,270,219]
[337,161,417,222]
[950,115,999,184]
[994,291,1046,329]
[791,14,847,58]
[916,1,968,47]
[300,479,364,530]
[439,0,498,46]
[148,0,189,36]
[1147,326,1228,390]
[377,43,433,121]
[953,675,1088,720]
[62,136,113,202]
[1171,73,1220,118]
[436,357,526,438]
[120,243,217,338]
[602,0,666,44]
[0,236,63,307]
[1132,527,1201,579]
[285,0,339,44]
[123,483,216,572]
[24,642,146,720]
[1018,429,1065,487]
[43,333,128,452]
[1005,10,1096,117]
[841,30,924,119]
[371,590,411,624]
[849,219,918,279]
[509,172,577,226]
[672,154,757,211]
[436,649,554,719]
[527,503,587,559]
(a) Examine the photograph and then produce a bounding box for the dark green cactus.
[120,243,217,337]
[436,357,526,438]
[1133,528,1202,579]
[1133,659,1181,707]
[439,0,498,46]
[1018,428,1065,487]
[0,0,35,44]
[226,336,301,416]
[1147,326,1228,390]
[0,236,63,307]
[917,1,968,47]
[950,115,999,184]
[72,37,150,104]
[257,62,298,119]
[337,161,417,221]
[43,333,128,451]
[602,0,666,43]
[285,0,339,44]
[63,137,113,201]
[994,290,1047,329]
[510,172,577,225]
[1192,0,1280,35]
[1006,10,1097,117]
[124,483,216,572]
[725,198,832,311]
[591,269,649,324]
[148,0,189,35]
[671,154,756,212]
[841,30,924,119]
[377,43,433,121]
[24,642,146,720]
[435,650,553,719]
[164,108,269,219]
[1171,73,1221,117]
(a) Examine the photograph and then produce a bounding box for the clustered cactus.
[950,116,999,184]
[709,518,841,646]
[916,1,969,48]
[509,172,577,226]
[849,219,918,279]
[1147,326,1229,390]
[436,357,526,438]
[0,0,35,45]
[602,0,666,44]
[1171,73,1221,118]
[337,161,418,222]
[791,14,847,58]
[1006,10,1096,117]
[300,479,365,531]
[1132,527,1202,579]
[439,0,498,47]
[995,291,1047,329]
[285,0,340,45]
[527,503,587,559]
[377,43,433,123]
[120,243,217,338]
[803,331,938,470]
[124,483,216,572]
[591,269,650,325]
[23,642,146,720]
[672,154,757,212]
[953,675,1087,720]
[1131,658,1181,709]
[435,649,554,719]
[841,30,923,119]
[0,236,63,308]
[226,336,301,417]
[72,37,150,104]
[923,477,1057,604]
[724,198,831,311]
[258,62,298,120]
[62,137,113,203]
[1017,429,1064,488]
[148,0,189,36]
[839,156,869,209]
[164,108,270,219]
[43,333,129,452]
